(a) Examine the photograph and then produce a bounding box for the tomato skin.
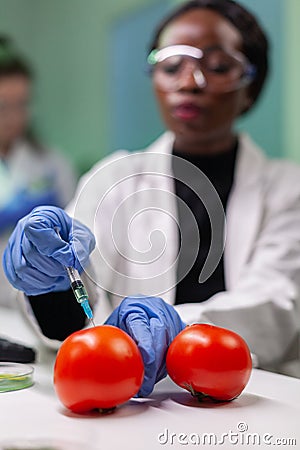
[166,324,252,401]
[54,325,144,413]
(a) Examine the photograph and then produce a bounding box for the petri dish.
[0,363,34,393]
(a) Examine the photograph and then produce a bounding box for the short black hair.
[0,35,43,152]
[148,0,269,109]
[0,35,33,80]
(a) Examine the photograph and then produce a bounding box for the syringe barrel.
[65,266,81,284]
[71,283,89,304]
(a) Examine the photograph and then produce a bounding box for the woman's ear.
[241,96,254,114]
[239,86,254,115]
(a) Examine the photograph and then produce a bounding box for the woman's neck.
[174,132,237,156]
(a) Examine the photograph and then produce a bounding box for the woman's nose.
[177,64,207,91]
[193,69,207,88]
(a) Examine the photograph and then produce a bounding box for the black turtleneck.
[172,139,238,305]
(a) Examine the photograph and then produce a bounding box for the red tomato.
[54,325,144,413]
[166,324,252,402]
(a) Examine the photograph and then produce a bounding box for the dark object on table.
[0,337,36,363]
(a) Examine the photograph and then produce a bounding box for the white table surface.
[0,306,299,450]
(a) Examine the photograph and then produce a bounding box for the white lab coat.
[19,132,300,374]
[0,139,76,308]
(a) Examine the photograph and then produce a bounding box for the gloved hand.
[2,206,96,296]
[105,295,186,397]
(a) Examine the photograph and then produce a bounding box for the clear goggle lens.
[147,45,256,93]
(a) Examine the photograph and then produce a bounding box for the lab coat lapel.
[142,132,178,304]
[224,134,266,289]
[144,133,267,297]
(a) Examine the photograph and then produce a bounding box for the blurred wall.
[283,0,300,163]
[0,0,164,173]
[237,0,283,158]
[109,1,172,152]
[0,0,299,173]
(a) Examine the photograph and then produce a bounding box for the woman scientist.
[3,0,300,396]
[0,36,76,307]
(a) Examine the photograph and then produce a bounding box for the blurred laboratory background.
[0,0,299,174]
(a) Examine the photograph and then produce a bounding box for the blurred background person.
[0,35,76,308]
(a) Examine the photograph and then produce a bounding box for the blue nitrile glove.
[2,205,96,296]
[105,295,186,397]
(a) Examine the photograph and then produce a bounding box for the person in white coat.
[0,36,76,308]
[3,0,300,395]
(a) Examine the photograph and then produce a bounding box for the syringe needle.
[55,227,96,325]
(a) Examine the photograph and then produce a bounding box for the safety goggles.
[147,44,256,93]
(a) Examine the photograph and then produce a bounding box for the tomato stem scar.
[98,406,117,414]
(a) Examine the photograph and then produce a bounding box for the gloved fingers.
[151,308,186,382]
[3,234,28,287]
[3,231,68,295]
[24,223,76,268]
[4,250,68,295]
[25,210,95,271]
[138,375,157,398]
[26,206,72,238]
[104,301,158,395]
[18,269,69,295]
[3,251,16,289]
[103,296,186,397]
[125,312,155,365]
[21,237,69,277]
[164,306,186,341]
[2,206,94,295]
[149,317,169,384]
[124,312,157,397]
[121,296,165,320]
[104,306,122,327]
[104,304,151,347]
[69,221,96,271]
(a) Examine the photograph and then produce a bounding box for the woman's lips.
[172,103,204,120]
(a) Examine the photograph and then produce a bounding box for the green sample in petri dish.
[0,363,34,392]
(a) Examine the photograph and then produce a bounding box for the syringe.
[55,228,95,327]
